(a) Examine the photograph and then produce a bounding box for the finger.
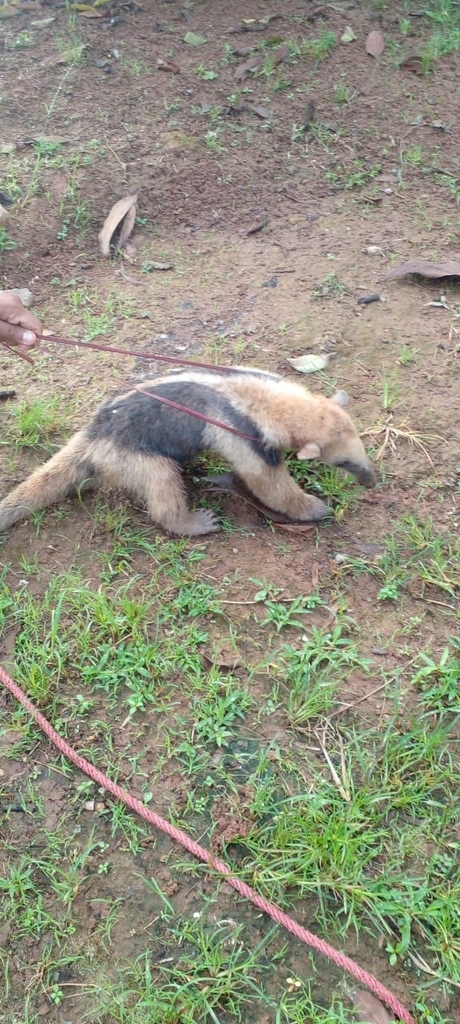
[0,322,37,348]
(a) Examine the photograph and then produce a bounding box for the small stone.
[9,287,34,308]
[334,553,347,564]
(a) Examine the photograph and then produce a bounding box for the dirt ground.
[1,1,460,1022]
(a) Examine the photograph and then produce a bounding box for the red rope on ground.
[36,333,231,371]
[0,664,416,1024]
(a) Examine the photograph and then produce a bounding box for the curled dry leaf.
[287,353,330,374]
[235,54,262,80]
[272,42,290,65]
[98,193,137,257]
[382,259,460,282]
[365,30,385,57]
[273,521,317,534]
[201,645,241,672]
[157,58,180,73]
[246,103,271,119]
[400,53,424,74]
[347,987,393,1024]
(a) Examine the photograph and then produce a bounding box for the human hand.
[0,291,42,359]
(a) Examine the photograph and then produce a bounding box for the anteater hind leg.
[237,461,330,521]
[137,456,220,536]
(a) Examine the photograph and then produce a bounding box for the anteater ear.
[330,389,349,408]
[297,442,321,460]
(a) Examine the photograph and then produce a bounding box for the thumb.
[0,323,37,348]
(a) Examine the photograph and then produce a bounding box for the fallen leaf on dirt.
[31,17,56,27]
[0,204,9,226]
[287,353,330,373]
[157,58,180,73]
[400,53,424,74]
[347,988,393,1024]
[201,645,240,672]
[305,3,326,19]
[235,55,262,80]
[272,42,290,64]
[232,45,256,57]
[301,98,316,131]
[273,522,317,534]
[365,30,384,56]
[237,15,282,32]
[246,218,268,235]
[0,6,19,19]
[145,261,174,271]
[184,31,207,45]
[246,103,271,119]
[98,193,137,257]
[341,26,356,43]
[382,259,460,282]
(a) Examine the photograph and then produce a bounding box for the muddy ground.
[1,1,459,1022]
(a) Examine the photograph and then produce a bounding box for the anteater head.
[296,390,376,489]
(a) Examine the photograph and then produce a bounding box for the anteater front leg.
[139,457,220,536]
[238,462,329,521]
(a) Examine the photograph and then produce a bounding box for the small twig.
[315,728,350,801]
[363,417,447,465]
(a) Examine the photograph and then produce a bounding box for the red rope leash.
[0,663,416,1024]
[37,332,268,444]
[36,332,231,372]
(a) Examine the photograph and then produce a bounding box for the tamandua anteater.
[0,367,376,536]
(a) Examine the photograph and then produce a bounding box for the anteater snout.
[355,464,377,489]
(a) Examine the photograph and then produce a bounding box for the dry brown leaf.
[365,30,384,57]
[400,53,424,74]
[0,203,9,226]
[98,194,137,257]
[232,45,255,57]
[157,58,180,73]
[273,522,317,534]
[246,103,271,119]
[382,259,460,282]
[235,55,262,81]
[201,646,240,672]
[348,987,393,1024]
[273,42,290,65]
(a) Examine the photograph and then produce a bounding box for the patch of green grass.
[325,160,381,191]
[301,31,336,62]
[271,623,371,726]
[4,396,71,451]
[1,459,460,1022]
[0,227,16,252]
[313,272,346,300]
[337,514,460,605]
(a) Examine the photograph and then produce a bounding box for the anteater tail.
[0,430,92,531]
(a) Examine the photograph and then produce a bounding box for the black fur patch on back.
[86,382,281,467]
